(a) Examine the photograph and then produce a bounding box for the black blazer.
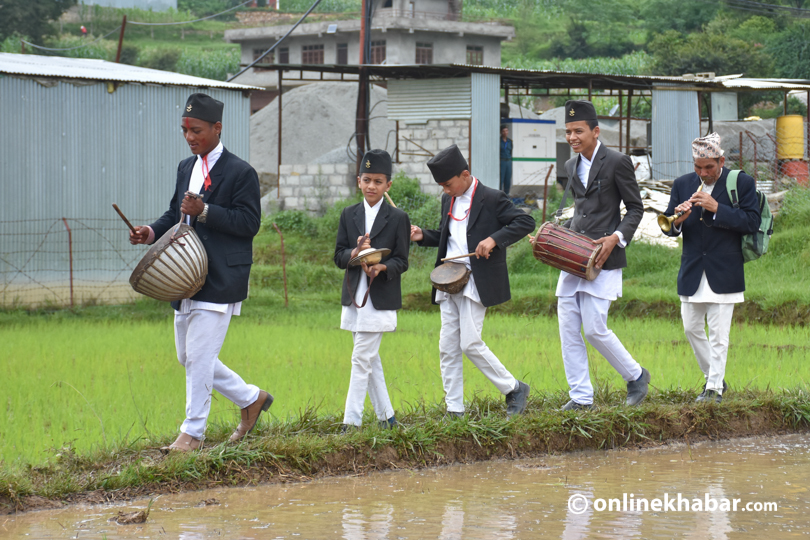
[664,168,760,296]
[334,201,410,310]
[418,181,535,308]
[150,147,261,310]
[563,143,644,270]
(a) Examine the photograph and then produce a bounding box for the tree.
[648,30,770,77]
[767,22,810,78]
[0,0,76,43]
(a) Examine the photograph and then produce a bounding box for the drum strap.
[344,269,377,309]
[556,172,576,222]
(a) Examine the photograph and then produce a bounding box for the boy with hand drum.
[334,150,410,430]
[410,144,535,419]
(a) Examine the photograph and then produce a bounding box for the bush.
[776,186,810,231]
[266,210,317,236]
[175,48,239,81]
[767,22,810,79]
[139,48,181,72]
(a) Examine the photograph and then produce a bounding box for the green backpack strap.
[725,170,742,209]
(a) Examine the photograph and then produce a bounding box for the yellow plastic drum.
[776,115,805,160]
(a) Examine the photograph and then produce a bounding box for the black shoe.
[379,416,398,429]
[626,367,651,406]
[698,379,728,400]
[562,400,593,411]
[340,424,360,434]
[696,389,722,404]
[505,381,531,418]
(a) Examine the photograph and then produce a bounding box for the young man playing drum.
[334,150,410,431]
[129,93,272,452]
[410,144,534,418]
[557,100,648,411]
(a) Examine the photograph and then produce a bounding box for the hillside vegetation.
[3,0,810,116]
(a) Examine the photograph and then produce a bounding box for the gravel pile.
[250,82,395,174]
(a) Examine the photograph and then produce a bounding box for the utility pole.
[115,15,128,63]
[355,0,370,174]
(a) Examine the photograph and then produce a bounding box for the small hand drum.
[430,262,471,294]
[349,248,391,267]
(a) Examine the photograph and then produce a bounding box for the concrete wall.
[276,119,470,212]
[241,30,501,68]
[277,163,356,212]
[397,119,470,194]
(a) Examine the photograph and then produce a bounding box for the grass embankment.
[2,311,808,465]
[2,390,810,513]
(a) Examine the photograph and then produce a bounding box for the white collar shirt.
[436,178,481,304]
[188,141,224,196]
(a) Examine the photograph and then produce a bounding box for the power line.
[227,0,324,82]
[128,0,254,26]
[695,0,810,17]
[21,26,122,52]
[19,0,254,53]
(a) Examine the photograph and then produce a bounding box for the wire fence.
[0,218,148,309]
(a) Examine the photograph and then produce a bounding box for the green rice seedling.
[1,310,808,465]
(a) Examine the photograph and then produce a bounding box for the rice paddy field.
[1,308,808,466]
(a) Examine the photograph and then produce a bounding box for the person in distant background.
[80,26,87,38]
[499,124,513,195]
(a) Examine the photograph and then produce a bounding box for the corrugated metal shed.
[0,54,255,307]
[387,78,471,122]
[0,53,256,90]
[470,72,500,188]
[651,85,700,180]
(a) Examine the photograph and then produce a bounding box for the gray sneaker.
[444,411,464,419]
[506,381,531,417]
[626,367,651,406]
[698,380,728,401]
[562,400,594,411]
[696,389,722,404]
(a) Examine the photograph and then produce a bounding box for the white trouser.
[439,293,518,413]
[174,308,259,439]
[343,331,395,426]
[681,302,735,394]
[558,292,642,405]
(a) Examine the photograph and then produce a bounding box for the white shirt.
[186,141,224,224]
[674,183,743,304]
[557,140,624,301]
[340,198,398,332]
[179,141,240,315]
[436,178,481,304]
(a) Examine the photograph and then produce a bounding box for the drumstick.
[441,252,476,262]
[384,192,397,208]
[112,203,136,233]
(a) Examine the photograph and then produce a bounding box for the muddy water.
[4,434,810,539]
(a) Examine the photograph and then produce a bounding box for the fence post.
[61,218,74,308]
[272,223,288,308]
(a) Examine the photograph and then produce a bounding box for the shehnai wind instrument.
[658,181,705,233]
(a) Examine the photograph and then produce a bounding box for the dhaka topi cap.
[692,132,724,159]
[564,100,598,124]
[182,93,223,124]
[360,149,392,177]
[427,144,469,184]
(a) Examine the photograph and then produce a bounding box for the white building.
[225,0,514,89]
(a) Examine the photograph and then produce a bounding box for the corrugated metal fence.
[0,77,251,307]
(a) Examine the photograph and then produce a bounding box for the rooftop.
[225,17,515,42]
[0,53,258,90]
[250,63,810,92]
